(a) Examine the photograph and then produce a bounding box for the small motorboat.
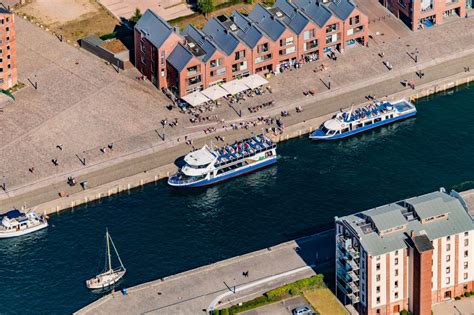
[0,209,48,238]
[86,229,126,290]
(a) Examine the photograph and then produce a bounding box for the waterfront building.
[133,0,368,97]
[335,189,474,315]
[0,7,17,90]
[379,0,467,31]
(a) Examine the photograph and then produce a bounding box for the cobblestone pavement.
[0,16,473,209]
[432,296,474,315]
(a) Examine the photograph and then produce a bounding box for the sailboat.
[86,229,126,290]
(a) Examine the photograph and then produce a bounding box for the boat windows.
[355,123,363,129]
[364,120,373,126]
[265,151,273,157]
[341,128,349,133]
[189,163,211,169]
[374,118,382,123]
[389,114,394,118]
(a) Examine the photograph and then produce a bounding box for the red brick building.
[335,190,474,315]
[134,0,368,97]
[0,8,17,90]
[380,0,466,31]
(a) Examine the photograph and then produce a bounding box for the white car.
[292,306,313,315]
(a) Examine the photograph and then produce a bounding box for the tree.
[198,0,214,17]
[130,8,142,24]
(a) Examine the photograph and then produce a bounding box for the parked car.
[292,306,313,315]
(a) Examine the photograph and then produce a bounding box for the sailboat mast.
[106,229,112,271]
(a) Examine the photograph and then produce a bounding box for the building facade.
[0,8,17,90]
[380,0,467,31]
[335,189,474,315]
[134,0,368,97]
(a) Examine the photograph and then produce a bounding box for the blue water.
[1,85,473,314]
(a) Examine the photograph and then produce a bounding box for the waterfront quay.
[1,14,474,214]
[77,190,474,314]
[76,230,334,315]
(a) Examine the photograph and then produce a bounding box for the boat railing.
[216,142,275,167]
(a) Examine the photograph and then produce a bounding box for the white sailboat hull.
[86,269,126,290]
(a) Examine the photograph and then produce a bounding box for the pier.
[76,230,334,314]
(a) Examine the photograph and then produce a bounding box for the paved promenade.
[1,17,474,212]
[76,230,334,315]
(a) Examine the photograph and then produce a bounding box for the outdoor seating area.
[180,75,269,108]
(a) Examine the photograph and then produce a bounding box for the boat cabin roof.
[5,209,23,219]
[324,119,344,131]
[184,145,216,166]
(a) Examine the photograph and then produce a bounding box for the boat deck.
[216,135,275,166]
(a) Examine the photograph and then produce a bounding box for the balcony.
[186,75,202,87]
[347,293,360,303]
[420,1,434,12]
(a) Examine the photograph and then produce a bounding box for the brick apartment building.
[0,7,17,90]
[134,0,368,97]
[335,189,474,315]
[379,0,468,31]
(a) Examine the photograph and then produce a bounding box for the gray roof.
[337,190,474,256]
[81,35,103,47]
[272,0,310,34]
[324,0,356,21]
[293,0,333,27]
[182,25,218,62]
[203,18,241,56]
[229,12,265,48]
[364,203,407,232]
[167,44,193,71]
[135,9,174,49]
[248,4,288,41]
[406,191,460,220]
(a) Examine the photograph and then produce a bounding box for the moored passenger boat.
[0,210,48,238]
[168,134,277,187]
[309,99,417,140]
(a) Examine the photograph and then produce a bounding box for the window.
[465,239,469,246]
[376,263,380,271]
[446,255,451,262]
[395,250,399,256]
[7,54,10,60]
[464,273,468,280]
[210,58,223,68]
[140,39,145,53]
[376,256,381,261]
[465,232,469,237]
[304,29,315,40]
[447,236,451,241]
[6,45,10,50]
[446,267,450,274]
[7,64,10,69]
[376,297,381,304]
[326,23,338,33]
[465,250,469,257]
[376,309,380,315]
[395,258,399,265]
[395,269,399,276]
[376,286,380,293]
[464,262,468,269]
[394,292,399,299]
[350,15,360,25]
[446,277,450,284]
[5,27,8,32]
[234,50,246,60]
[376,274,381,281]
[257,43,269,54]
[395,280,399,288]
[160,51,165,66]
[279,37,294,47]
[446,243,451,251]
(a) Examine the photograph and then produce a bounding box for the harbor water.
[1,85,473,314]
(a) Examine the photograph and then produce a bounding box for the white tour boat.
[309,99,417,140]
[86,229,126,290]
[0,209,48,238]
[168,134,277,187]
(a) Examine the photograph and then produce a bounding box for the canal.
[1,85,473,314]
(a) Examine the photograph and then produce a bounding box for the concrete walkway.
[75,230,334,315]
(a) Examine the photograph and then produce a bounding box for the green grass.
[304,288,347,315]
[215,274,326,314]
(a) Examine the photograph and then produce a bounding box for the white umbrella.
[221,80,249,95]
[181,92,210,107]
[240,74,268,89]
[201,85,228,101]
